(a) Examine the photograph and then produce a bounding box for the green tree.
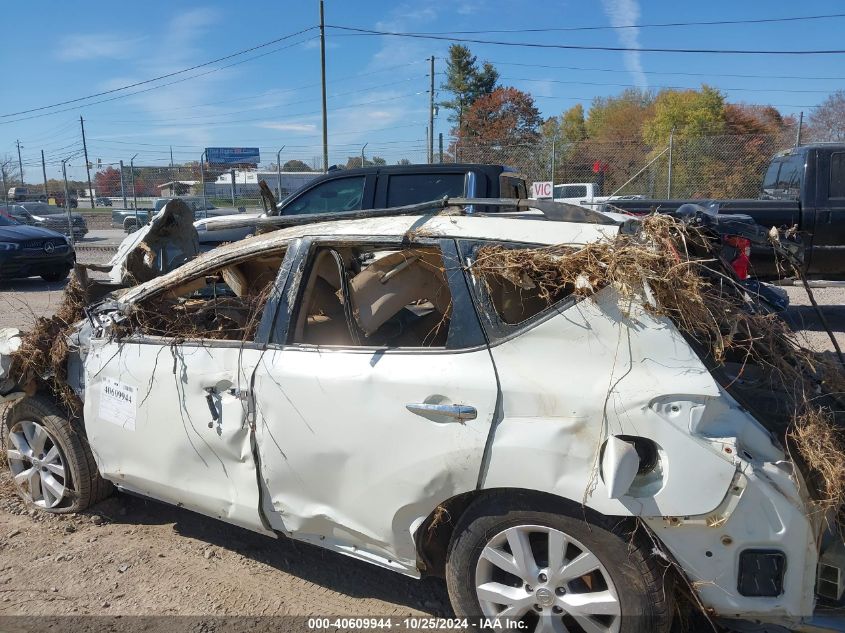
[586,89,654,141]
[642,85,726,144]
[282,159,312,172]
[440,44,499,128]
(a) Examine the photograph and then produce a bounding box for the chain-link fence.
[451,132,796,200]
[81,132,796,213]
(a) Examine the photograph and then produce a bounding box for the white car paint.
[3,211,828,629]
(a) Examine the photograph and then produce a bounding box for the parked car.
[195,163,527,245]
[112,196,242,233]
[95,197,112,207]
[0,213,75,281]
[0,198,832,632]
[605,144,845,280]
[11,202,88,240]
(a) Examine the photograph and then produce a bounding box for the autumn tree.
[397,158,412,165]
[586,89,654,141]
[282,159,312,172]
[440,44,499,129]
[94,166,122,197]
[642,85,726,144]
[807,91,845,142]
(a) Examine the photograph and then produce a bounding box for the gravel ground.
[0,271,841,628]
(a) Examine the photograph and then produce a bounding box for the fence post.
[795,112,803,147]
[119,160,126,208]
[454,142,459,163]
[200,151,208,214]
[439,133,443,163]
[550,139,556,189]
[230,168,236,206]
[667,128,675,198]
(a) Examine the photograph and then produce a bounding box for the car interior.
[292,245,452,348]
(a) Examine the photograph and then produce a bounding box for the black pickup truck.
[605,144,845,280]
[195,163,527,244]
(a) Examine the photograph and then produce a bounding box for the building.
[157,181,198,196]
[212,170,318,200]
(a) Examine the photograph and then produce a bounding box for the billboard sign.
[205,147,261,165]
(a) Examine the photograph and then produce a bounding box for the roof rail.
[216,197,620,233]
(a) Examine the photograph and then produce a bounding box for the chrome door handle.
[406,403,477,421]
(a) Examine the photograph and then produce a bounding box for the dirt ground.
[0,262,842,630]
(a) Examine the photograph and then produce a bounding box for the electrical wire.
[326,24,845,55]
[0,26,317,119]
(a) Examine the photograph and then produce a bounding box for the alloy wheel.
[5,420,69,509]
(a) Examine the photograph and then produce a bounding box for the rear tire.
[1,396,112,514]
[446,493,672,633]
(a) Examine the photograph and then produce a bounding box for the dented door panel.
[252,346,497,573]
[83,339,273,536]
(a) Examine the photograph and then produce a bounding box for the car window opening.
[471,244,580,325]
[292,246,452,348]
[126,251,286,341]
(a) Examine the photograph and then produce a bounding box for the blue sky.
[2,0,845,179]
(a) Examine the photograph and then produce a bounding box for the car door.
[82,244,297,535]
[250,237,499,572]
[808,150,845,276]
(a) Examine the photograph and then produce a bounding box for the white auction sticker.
[98,377,138,431]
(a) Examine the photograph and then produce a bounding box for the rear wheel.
[446,495,672,633]
[1,396,111,513]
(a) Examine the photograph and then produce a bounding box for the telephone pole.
[15,140,24,185]
[80,116,95,208]
[428,56,435,164]
[319,0,329,172]
[41,150,49,199]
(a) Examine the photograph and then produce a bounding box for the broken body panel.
[0,206,834,630]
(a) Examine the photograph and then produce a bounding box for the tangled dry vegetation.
[472,214,845,517]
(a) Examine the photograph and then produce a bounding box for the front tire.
[2,396,111,513]
[446,494,672,633]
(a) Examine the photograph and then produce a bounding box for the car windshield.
[0,214,20,226]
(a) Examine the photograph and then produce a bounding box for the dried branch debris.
[471,214,845,514]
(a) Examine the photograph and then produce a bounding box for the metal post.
[276,146,285,202]
[130,154,138,227]
[41,150,49,200]
[1,163,8,208]
[361,142,368,168]
[667,128,675,198]
[15,140,24,185]
[551,139,556,189]
[230,168,236,206]
[319,0,328,172]
[199,151,208,213]
[61,158,73,246]
[439,133,444,163]
[80,116,95,208]
[119,160,126,208]
[428,55,435,164]
[795,112,804,147]
[454,141,459,163]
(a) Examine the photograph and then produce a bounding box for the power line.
[0,26,317,119]
[326,24,845,55]
[0,35,319,126]
[365,12,845,34]
[504,76,837,94]
[491,60,845,82]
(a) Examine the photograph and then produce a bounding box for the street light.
[276,145,285,206]
[129,153,139,228]
[60,156,74,246]
[199,150,208,213]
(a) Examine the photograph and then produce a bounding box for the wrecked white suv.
[0,200,842,633]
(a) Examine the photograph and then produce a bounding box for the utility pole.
[170,146,174,168]
[41,150,49,199]
[61,157,74,245]
[319,0,329,173]
[1,162,8,207]
[80,116,95,208]
[795,111,804,147]
[428,56,435,164]
[276,146,285,202]
[119,160,126,208]
[15,140,24,185]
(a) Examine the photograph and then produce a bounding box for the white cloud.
[258,122,317,133]
[600,0,648,89]
[56,34,146,61]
